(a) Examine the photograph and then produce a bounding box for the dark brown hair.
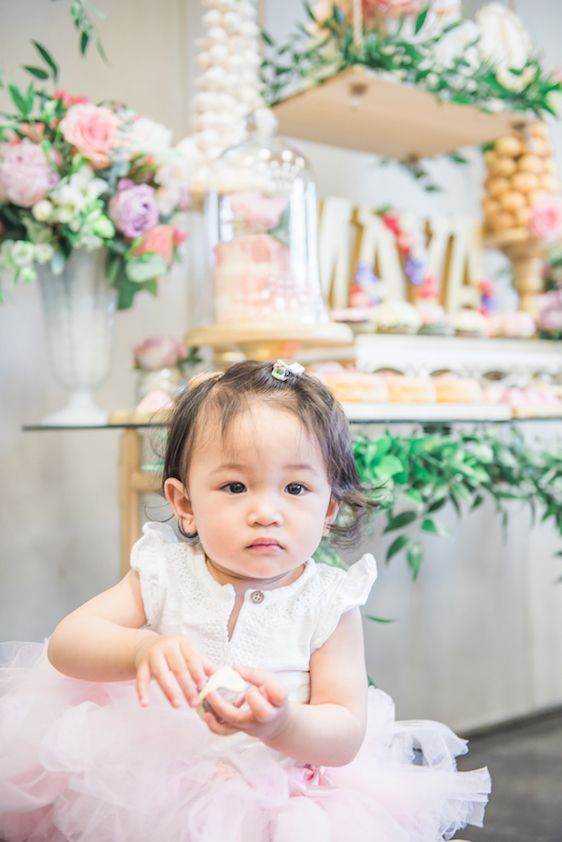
[163,360,378,547]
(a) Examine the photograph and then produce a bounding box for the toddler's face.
[178,403,337,586]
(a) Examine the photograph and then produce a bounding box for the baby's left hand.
[203,665,288,741]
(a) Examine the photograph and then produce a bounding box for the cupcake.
[382,375,436,403]
[487,311,536,339]
[370,299,422,335]
[433,375,484,404]
[310,364,389,403]
[451,308,490,338]
[416,299,455,336]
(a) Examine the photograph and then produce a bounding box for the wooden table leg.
[119,429,142,579]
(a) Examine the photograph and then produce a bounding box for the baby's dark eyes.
[222,482,246,494]
[286,483,306,496]
[220,482,307,495]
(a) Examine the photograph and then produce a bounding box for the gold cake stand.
[486,229,550,316]
[185,322,353,364]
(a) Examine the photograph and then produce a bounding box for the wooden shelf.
[185,322,353,360]
[511,405,562,419]
[273,68,529,159]
[107,403,519,426]
[343,403,511,423]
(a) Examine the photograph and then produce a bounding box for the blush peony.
[0,140,58,208]
[133,336,187,370]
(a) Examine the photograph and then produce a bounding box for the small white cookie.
[196,666,248,721]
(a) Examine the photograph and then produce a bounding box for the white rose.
[19,266,37,282]
[11,241,35,267]
[476,3,531,70]
[496,66,535,92]
[433,20,480,69]
[33,243,54,264]
[128,116,172,164]
[69,165,96,191]
[86,178,108,202]
[32,199,53,222]
[58,184,86,213]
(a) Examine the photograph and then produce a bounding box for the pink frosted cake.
[213,234,324,325]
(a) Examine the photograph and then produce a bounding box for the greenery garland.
[262,4,562,121]
[313,424,562,577]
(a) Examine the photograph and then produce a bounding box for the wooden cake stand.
[486,229,549,316]
[185,322,354,363]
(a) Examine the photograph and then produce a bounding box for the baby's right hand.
[133,635,215,709]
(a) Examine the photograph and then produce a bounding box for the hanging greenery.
[261,3,562,120]
[314,424,562,577]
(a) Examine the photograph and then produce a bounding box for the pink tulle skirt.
[0,642,490,842]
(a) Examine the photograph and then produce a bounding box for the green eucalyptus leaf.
[80,30,90,56]
[384,510,417,533]
[8,84,29,116]
[386,534,411,563]
[414,7,429,34]
[421,518,449,537]
[376,455,405,478]
[23,66,49,81]
[125,254,167,283]
[32,41,59,82]
[364,615,396,624]
[407,541,423,579]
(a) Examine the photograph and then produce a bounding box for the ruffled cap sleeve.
[130,522,178,628]
[311,554,377,651]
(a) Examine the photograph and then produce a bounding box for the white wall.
[0,0,561,732]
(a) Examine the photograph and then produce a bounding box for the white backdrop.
[0,0,561,732]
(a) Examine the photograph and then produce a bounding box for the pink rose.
[174,227,187,247]
[528,196,562,244]
[132,224,176,265]
[367,0,422,17]
[229,191,288,229]
[0,139,58,207]
[59,103,121,169]
[133,336,187,370]
[53,90,91,107]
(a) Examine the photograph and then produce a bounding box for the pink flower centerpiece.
[0,42,198,308]
[528,196,562,245]
[133,335,190,371]
[133,335,200,406]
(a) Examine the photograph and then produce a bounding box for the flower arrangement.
[528,196,562,245]
[537,247,562,340]
[262,2,562,119]
[0,43,198,309]
[133,335,199,372]
[348,206,493,316]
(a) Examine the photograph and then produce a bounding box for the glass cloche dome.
[204,110,330,327]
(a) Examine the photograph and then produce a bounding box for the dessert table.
[23,409,560,578]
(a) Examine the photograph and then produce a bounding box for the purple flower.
[405,256,426,287]
[538,289,562,332]
[109,183,159,239]
[355,261,380,287]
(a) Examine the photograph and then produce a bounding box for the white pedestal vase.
[38,248,116,426]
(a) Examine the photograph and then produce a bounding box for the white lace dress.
[0,523,490,842]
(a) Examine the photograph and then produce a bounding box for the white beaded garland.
[191,0,271,166]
